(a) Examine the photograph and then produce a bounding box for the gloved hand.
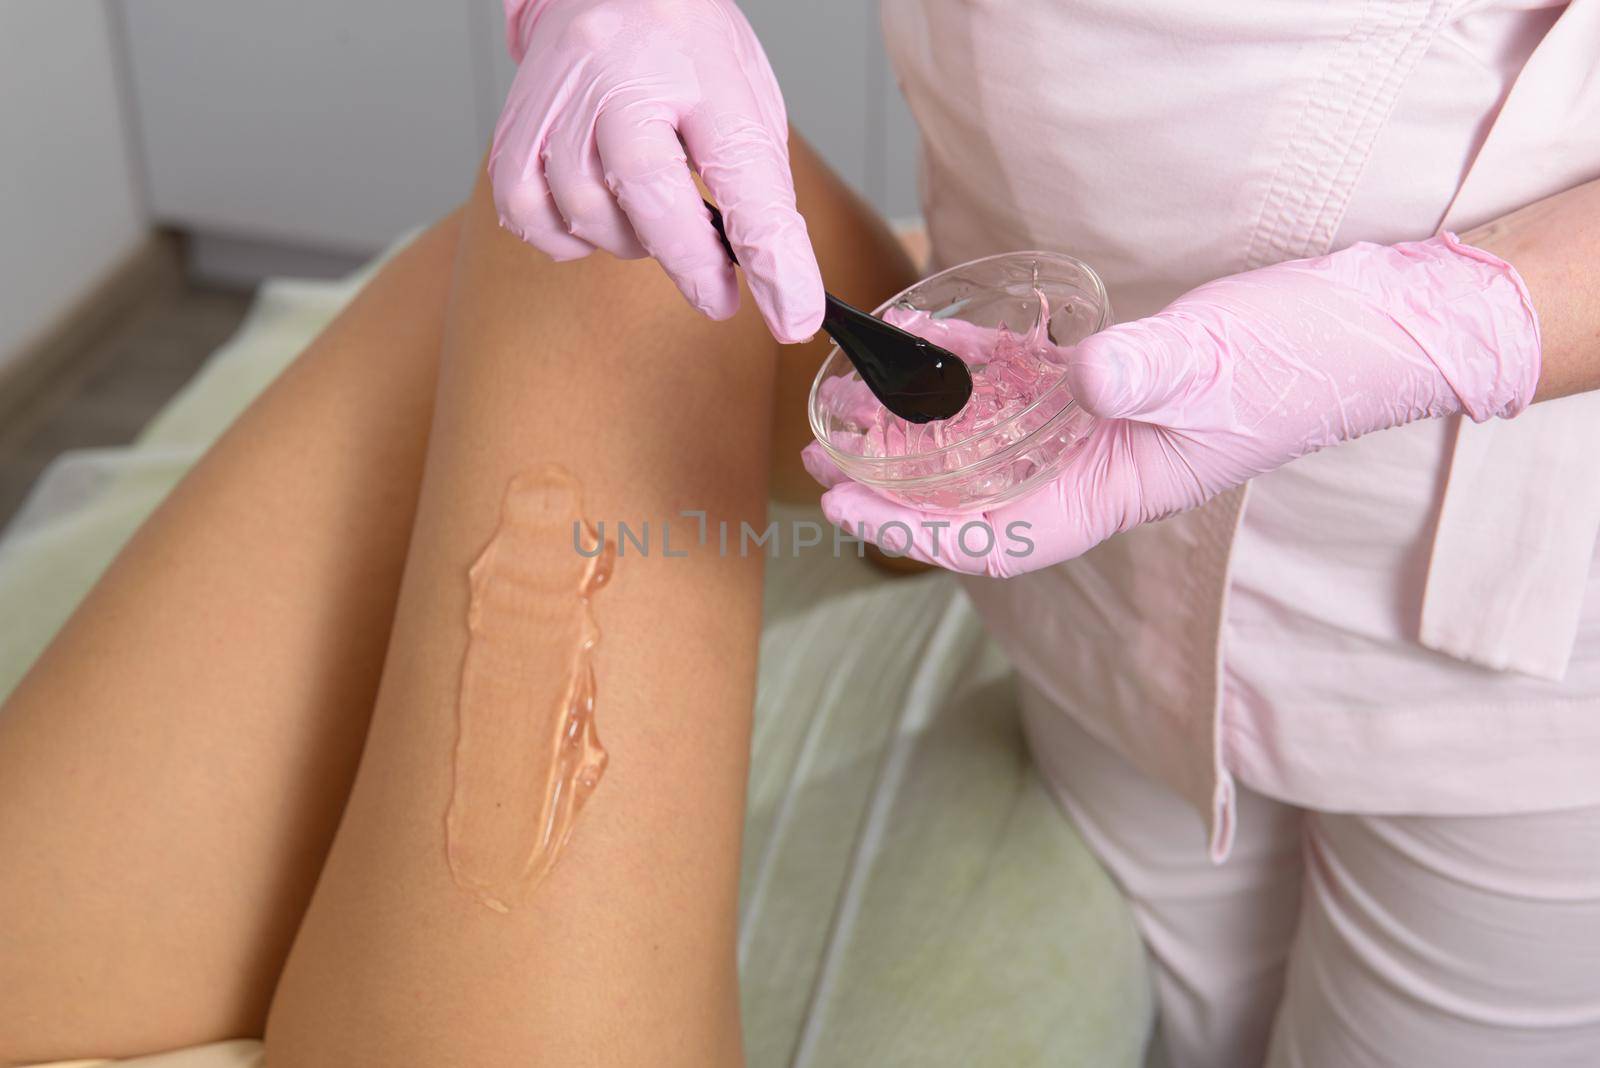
[808,234,1542,576]
[491,0,825,343]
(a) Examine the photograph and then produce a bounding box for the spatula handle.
[703,200,739,267]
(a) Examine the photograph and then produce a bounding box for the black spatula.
[703,200,971,424]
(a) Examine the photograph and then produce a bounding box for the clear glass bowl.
[808,250,1112,512]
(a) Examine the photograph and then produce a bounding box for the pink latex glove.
[809,234,1542,577]
[491,0,824,343]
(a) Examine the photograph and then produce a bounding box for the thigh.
[265,225,755,1062]
[1269,806,1600,1067]
[263,132,915,1064]
[1022,680,1306,1067]
[0,211,459,1063]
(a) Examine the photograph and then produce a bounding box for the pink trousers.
[1020,681,1600,1068]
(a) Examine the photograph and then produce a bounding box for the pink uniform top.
[879,0,1600,857]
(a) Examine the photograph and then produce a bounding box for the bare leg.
[264,154,778,1063]
[0,133,915,1065]
[265,139,917,1062]
[0,212,460,1062]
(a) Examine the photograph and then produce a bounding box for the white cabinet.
[116,0,919,270]
[119,0,496,253]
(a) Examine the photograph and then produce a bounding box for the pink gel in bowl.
[810,251,1111,512]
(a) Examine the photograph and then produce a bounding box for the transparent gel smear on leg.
[445,465,615,914]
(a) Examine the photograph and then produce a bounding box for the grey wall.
[121,1,491,254]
